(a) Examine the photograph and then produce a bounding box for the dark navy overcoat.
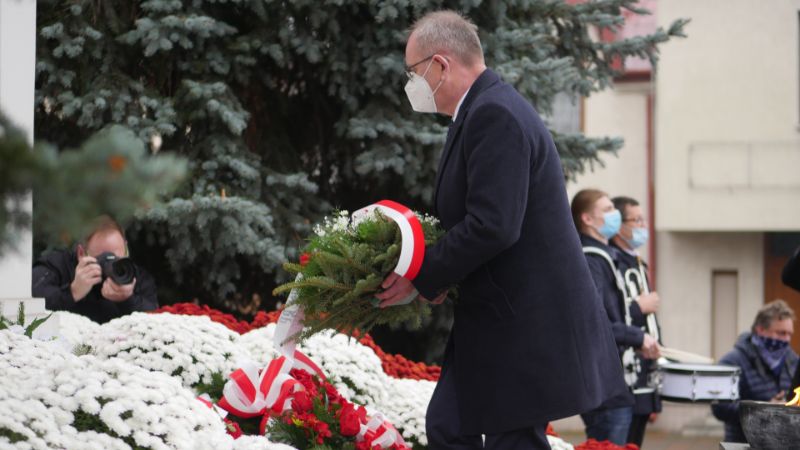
[412,69,629,434]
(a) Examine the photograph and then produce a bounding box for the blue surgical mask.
[625,227,649,249]
[597,210,621,240]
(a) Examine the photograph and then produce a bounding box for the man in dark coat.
[610,196,662,447]
[32,215,157,323]
[712,300,798,443]
[376,10,629,449]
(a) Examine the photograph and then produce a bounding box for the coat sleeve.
[711,351,745,423]
[783,246,800,292]
[585,256,645,349]
[412,103,531,299]
[32,259,78,312]
[117,267,159,313]
[629,300,646,327]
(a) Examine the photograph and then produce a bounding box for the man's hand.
[101,278,136,302]
[375,272,419,308]
[770,390,786,404]
[71,256,102,301]
[636,292,660,314]
[639,334,661,360]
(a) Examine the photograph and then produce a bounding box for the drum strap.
[583,247,632,325]
[584,246,639,388]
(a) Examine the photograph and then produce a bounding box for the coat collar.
[433,69,501,214]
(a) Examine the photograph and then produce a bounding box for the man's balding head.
[408,10,484,67]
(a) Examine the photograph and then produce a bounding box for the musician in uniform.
[610,196,662,448]
[712,300,799,443]
[571,189,661,445]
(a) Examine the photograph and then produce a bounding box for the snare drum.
[658,362,740,402]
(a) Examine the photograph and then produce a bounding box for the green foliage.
[0,114,39,256]
[0,426,28,443]
[35,0,687,312]
[0,111,186,254]
[0,302,52,338]
[72,409,145,450]
[273,211,447,342]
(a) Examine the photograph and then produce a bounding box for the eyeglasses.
[624,217,646,226]
[405,54,435,79]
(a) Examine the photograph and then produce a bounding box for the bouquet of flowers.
[273,201,449,342]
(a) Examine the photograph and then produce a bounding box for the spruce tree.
[34,0,686,346]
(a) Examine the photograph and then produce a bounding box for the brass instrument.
[623,261,660,342]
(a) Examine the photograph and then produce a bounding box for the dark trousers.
[626,414,648,447]
[580,405,633,446]
[426,339,551,449]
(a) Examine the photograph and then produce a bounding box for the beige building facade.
[559,0,800,436]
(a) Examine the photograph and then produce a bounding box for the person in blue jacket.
[712,300,798,443]
[376,10,629,450]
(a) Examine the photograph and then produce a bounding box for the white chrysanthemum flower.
[232,435,298,450]
[52,310,103,349]
[237,324,281,364]
[91,313,248,387]
[0,329,296,450]
[548,435,575,450]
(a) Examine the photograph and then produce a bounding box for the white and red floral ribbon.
[352,200,425,280]
[218,357,301,418]
[197,393,229,419]
[358,412,407,448]
[214,200,418,448]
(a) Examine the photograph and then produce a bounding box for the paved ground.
[558,430,722,450]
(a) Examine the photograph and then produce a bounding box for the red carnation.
[292,390,313,412]
[224,419,243,439]
[300,253,311,266]
[339,404,362,437]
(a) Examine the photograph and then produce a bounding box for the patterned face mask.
[752,334,790,373]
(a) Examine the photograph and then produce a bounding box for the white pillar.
[0,0,58,336]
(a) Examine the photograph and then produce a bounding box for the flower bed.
[1,304,634,449]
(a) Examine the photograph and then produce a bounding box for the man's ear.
[76,244,86,259]
[581,212,593,229]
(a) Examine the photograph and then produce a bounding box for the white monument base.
[1,297,60,340]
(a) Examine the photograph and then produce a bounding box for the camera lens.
[95,252,135,285]
[110,258,136,285]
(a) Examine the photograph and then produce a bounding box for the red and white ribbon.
[351,200,425,280]
[197,393,229,419]
[218,357,301,418]
[358,412,407,448]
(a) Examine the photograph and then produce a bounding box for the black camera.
[95,252,136,285]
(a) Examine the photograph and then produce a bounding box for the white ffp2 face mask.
[404,59,443,113]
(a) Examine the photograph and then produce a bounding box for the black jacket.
[582,235,645,352]
[410,69,629,433]
[32,249,158,323]
[610,242,663,414]
[784,246,800,292]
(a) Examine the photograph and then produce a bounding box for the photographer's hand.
[102,278,136,302]
[71,256,101,301]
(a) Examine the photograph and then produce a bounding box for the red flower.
[292,390,313,413]
[224,419,243,439]
[339,404,362,437]
[300,253,311,266]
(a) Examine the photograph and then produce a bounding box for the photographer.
[32,215,157,323]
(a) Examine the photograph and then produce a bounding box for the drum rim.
[660,363,741,374]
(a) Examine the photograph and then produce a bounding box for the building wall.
[566,82,652,260]
[656,232,764,357]
[656,0,800,231]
